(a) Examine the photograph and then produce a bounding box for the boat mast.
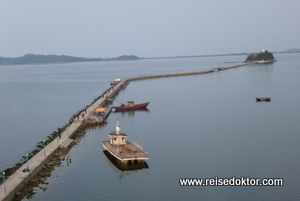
[116,120,121,134]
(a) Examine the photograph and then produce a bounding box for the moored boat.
[110,78,121,86]
[256,97,271,101]
[102,120,149,164]
[112,101,150,111]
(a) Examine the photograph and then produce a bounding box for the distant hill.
[110,55,140,60]
[285,48,300,53]
[0,54,141,65]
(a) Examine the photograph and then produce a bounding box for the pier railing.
[132,141,143,151]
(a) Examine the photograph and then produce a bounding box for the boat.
[103,150,149,172]
[256,97,271,101]
[112,101,150,111]
[110,78,121,86]
[102,120,149,164]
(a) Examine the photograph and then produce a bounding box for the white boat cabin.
[108,121,128,146]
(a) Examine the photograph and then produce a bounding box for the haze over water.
[0,53,300,200]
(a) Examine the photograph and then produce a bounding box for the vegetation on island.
[245,50,275,63]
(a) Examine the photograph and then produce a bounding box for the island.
[0,54,140,65]
[245,48,275,63]
[285,48,300,53]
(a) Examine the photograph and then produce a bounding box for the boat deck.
[102,141,149,162]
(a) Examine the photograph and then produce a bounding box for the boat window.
[114,138,116,141]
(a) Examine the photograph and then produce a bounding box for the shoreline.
[2,51,296,66]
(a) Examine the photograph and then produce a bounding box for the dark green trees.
[245,51,275,62]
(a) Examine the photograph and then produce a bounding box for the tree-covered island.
[245,48,275,63]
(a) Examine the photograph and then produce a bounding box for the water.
[0,55,242,170]
[1,54,300,200]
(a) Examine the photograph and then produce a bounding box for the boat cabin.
[127,101,134,107]
[108,121,128,146]
[109,133,127,145]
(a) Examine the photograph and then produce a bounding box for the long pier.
[126,63,252,82]
[0,62,254,201]
[0,80,126,201]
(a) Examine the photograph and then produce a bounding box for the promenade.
[126,63,252,82]
[0,62,254,201]
[0,80,126,201]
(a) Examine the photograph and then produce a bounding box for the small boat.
[112,101,150,111]
[110,78,121,86]
[256,97,271,101]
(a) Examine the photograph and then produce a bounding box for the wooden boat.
[102,120,149,164]
[112,101,150,111]
[256,97,271,101]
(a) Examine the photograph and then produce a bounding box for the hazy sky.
[1,0,299,58]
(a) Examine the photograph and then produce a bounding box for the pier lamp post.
[56,129,59,145]
[43,140,46,156]
[26,153,29,171]
[66,122,69,135]
[82,108,84,120]
[2,172,6,194]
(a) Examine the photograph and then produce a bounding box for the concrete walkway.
[0,80,126,201]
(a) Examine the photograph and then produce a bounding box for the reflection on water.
[112,108,150,116]
[103,150,149,174]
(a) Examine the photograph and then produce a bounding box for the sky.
[1,0,299,58]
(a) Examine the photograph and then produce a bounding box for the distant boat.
[110,78,121,86]
[256,97,271,101]
[112,101,150,111]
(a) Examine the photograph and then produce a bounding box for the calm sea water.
[1,54,300,200]
[0,55,242,171]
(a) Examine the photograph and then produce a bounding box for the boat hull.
[112,102,150,111]
[103,150,149,172]
[256,97,271,101]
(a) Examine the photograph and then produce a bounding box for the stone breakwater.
[126,63,253,82]
[0,80,126,201]
[0,62,254,201]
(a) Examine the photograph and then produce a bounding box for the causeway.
[0,62,254,201]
